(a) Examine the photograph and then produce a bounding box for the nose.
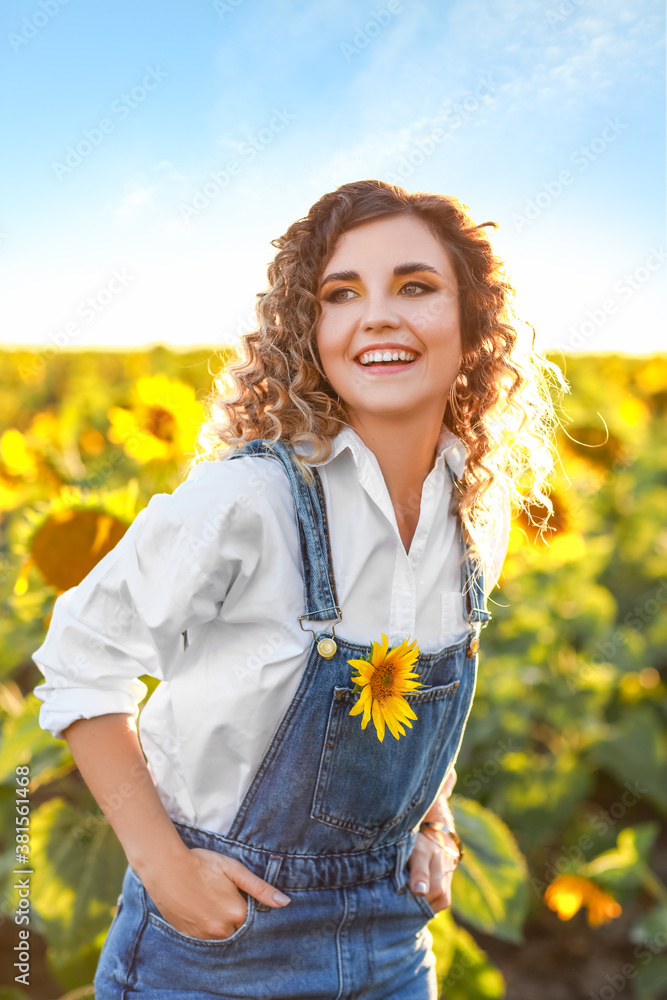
[359,289,402,332]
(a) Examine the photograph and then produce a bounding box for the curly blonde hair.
[192,179,568,575]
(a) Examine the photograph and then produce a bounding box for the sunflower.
[107,375,204,464]
[636,356,667,395]
[12,479,140,604]
[1,429,39,480]
[347,634,422,742]
[544,874,621,927]
[0,425,62,512]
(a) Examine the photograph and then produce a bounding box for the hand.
[408,768,460,914]
[140,845,291,940]
[407,829,459,913]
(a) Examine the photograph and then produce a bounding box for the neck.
[346,409,445,551]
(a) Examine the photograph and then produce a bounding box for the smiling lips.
[357,348,419,367]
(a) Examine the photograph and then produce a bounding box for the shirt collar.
[300,423,467,480]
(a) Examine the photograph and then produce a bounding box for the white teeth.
[358,350,418,365]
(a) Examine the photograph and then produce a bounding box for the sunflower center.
[370,664,395,702]
[145,405,177,442]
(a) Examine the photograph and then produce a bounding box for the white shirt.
[32,425,510,836]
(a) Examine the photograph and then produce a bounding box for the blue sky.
[0,0,664,354]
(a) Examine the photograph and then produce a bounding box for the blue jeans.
[94,439,490,999]
[96,835,438,999]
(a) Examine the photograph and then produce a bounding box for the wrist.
[127,834,189,880]
[422,794,454,826]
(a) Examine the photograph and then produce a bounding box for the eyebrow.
[318,261,441,292]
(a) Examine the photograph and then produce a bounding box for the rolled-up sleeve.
[32,459,246,740]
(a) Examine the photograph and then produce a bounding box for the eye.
[323,287,357,303]
[400,281,434,296]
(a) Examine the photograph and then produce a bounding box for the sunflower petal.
[371,700,385,742]
[400,701,419,722]
[385,713,406,740]
[348,658,372,673]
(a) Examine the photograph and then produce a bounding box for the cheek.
[316,316,345,368]
[315,322,328,364]
[315,323,339,384]
[409,295,460,342]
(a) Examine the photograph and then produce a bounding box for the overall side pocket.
[142,884,256,947]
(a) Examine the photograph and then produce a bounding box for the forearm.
[422,767,457,825]
[64,713,290,937]
[63,713,187,877]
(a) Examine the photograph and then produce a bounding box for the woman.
[33,178,564,998]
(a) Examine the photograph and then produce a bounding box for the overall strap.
[445,463,492,633]
[227,440,341,628]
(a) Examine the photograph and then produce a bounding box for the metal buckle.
[298,606,342,636]
[299,606,342,660]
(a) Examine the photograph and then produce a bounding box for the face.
[315,213,462,431]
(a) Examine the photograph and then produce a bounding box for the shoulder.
[128,454,296,575]
[180,454,291,500]
[161,454,295,530]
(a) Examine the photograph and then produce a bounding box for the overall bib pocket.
[311,681,460,837]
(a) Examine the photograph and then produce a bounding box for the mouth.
[356,348,420,368]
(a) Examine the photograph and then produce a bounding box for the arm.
[421,766,457,824]
[64,713,186,875]
[32,461,292,939]
[64,713,290,939]
[408,767,460,912]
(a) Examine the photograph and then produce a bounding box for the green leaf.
[585,823,661,891]
[450,795,530,944]
[634,956,667,1000]
[437,915,506,1000]
[630,905,667,948]
[22,797,127,989]
[0,693,74,789]
[55,988,96,1000]
[427,907,458,984]
[590,706,667,813]
[484,747,593,846]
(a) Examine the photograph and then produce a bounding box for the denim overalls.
[94,439,491,1000]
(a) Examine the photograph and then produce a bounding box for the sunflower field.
[0,348,665,1000]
